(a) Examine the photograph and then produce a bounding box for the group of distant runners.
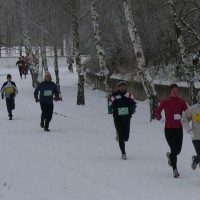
[16,56,29,79]
[16,55,74,76]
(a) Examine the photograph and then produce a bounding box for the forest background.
[0,0,200,119]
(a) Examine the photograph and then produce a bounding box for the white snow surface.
[0,60,199,200]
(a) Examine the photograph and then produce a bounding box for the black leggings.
[19,68,23,78]
[114,117,131,154]
[165,127,183,170]
[40,103,54,128]
[192,140,200,164]
[6,98,15,117]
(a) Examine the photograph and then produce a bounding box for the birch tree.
[90,0,112,99]
[169,0,197,104]
[32,46,40,86]
[23,29,37,87]
[54,45,62,100]
[18,0,39,87]
[45,0,63,100]
[122,0,158,120]
[40,36,48,73]
[71,0,85,105]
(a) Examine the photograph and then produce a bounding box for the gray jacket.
[181,103,200,140]
[1,81,18,99]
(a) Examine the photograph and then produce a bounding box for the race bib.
[118,107,129,115]
[6,87,14,93]
[195,113,200,123]
[174,114,181,120]
[18,63,23,67]
[44,90,52,96]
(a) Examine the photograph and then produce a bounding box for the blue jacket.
[34,81,59,104]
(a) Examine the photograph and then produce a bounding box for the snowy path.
[0,65,199,200]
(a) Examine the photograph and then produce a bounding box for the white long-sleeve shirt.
[181,103,200,140]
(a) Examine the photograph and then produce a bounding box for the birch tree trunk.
[54,46,62,100]
[169,0,197,104]
[63,37,67,57]
[33,46,40,86]
[90,0,112,99]
[23,29,37,87]
[189,70,196,104]
[122,0,158,120]
[190,51,200,103]
[41,36,48,73]
[37,48,43,83]
[19,44,22,57]
[71,0,85,105]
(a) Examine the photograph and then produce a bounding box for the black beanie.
[7,74,11,79]
[169,83,178,91]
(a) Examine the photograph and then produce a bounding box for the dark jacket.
[34,81,59,104]
[108,90,136,118]
[16,60,25,68]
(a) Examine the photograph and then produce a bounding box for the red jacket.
[156,96,188,128]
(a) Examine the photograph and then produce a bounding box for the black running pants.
[114,117,131,154]
[165,127,183,170]
[40,103,54,129]
[6,98,15,117]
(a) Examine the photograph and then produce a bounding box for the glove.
[10,93,15,98]
[108,106,113,114]
[160,118,166,123]
[35,98,40,103]
[188,130,194,138]
[131,103,137,114]
[1,94,4,99]
[54,96,59,101]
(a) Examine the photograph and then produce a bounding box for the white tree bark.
[54,46,62,100]
[19,44,22,57]
[37,50,43,83]
[169,0,197,104]
[40,36,48,73]
[123,0,158,120]
[33,46,40,86]
[90,0,112,99]
[23,29,37,87]
[63,37,67,57]
[71,0,85,105]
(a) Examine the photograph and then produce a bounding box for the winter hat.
[169,83,178,92]
[44,71,51,78]
[7,74,12,79]
[117,80,126,88]
[196,90,200,103]
[44,71,52,81]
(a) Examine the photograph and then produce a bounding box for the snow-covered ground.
[0,60,199,200]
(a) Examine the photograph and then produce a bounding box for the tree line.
[0,0,200,120]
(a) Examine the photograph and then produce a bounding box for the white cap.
[44,71,52,80]
[44,71,51,78]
